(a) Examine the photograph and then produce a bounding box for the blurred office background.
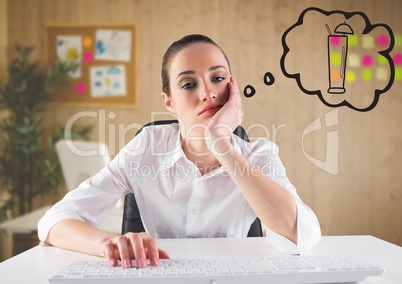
[0,0,401,261]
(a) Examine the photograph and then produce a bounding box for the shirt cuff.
[265,200,321,254]
[37,207,84,245]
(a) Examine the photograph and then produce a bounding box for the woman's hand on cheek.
[207,76,243,132]
[205,76,244,155]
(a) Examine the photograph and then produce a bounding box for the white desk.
[0,236,401,284]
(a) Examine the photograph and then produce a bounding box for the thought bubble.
[243,72,275,98]
[280,7,395,112]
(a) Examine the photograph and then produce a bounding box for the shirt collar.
[161,128,245,172]
[160,126,185,168]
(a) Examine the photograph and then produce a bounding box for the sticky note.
[348,54,360,67]
[376,67,388,81]
[330,36,341,46]
[331,70,341,82]
[377,55,388,65]
[395,34,402,47]
[393,53,402,65]
[362,55,373,67]
[362,69,373,81]
[395,67,402,81]
[348,34,358,47]
[330,52,342,66]
[345,71,356,83]
[362,35,374,49]
[377,35,389,47]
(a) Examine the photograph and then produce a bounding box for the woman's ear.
[162,92,174,112]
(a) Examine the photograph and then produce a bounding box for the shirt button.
[191,209,198,215]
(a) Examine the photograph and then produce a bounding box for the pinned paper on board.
[95,29,132,62]
[90,65,127,97]
[57,35,82,78]
[46,24,137,107]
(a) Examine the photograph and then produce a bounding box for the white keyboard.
[48,255,384,284]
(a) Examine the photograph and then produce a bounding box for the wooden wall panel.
[0,0,7,85]
[5,0,402,245]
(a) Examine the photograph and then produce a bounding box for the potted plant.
[0,45,92,222]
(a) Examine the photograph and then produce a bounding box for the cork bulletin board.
[45,24,138,107]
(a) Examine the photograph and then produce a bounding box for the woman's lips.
[199,104,223,115]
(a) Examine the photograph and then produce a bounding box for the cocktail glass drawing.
[327,22,354,94]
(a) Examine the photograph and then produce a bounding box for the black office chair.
[121,120,263,237]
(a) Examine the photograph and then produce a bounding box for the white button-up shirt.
[38,123,321,254]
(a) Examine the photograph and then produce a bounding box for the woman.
[38,34,321,269]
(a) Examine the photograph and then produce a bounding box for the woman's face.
[162,43,231,132]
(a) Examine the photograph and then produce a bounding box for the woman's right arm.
[40,134,169,267]
[46,219,169,268]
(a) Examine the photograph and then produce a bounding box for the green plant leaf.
[0,44,86,217]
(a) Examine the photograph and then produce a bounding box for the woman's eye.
[212,76,225,83]
[182,82,196,89]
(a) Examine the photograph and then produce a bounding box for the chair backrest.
[55,140,111,191]
[121,120,262,237]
